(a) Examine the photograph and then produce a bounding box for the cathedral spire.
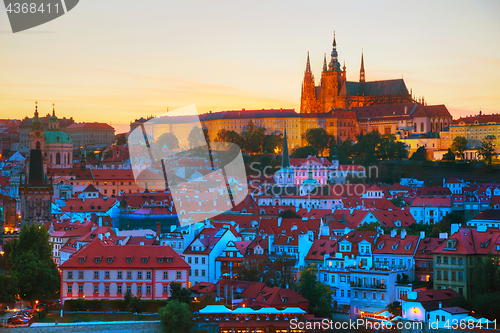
[34,101,39,118]
[323,53,327,72]
[305,52,311,74]
[360,50,365,83]
[52,103,55,116]
[281,129,290,169]
[329,31,341,71]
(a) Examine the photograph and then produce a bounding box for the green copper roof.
[44,130,72,144]
[301,168,320,185]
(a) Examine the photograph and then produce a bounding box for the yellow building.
[440,113,500,154]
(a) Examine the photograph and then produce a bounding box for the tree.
[0,273,18,304]
[159,299,192,333]
[291,146,318,158]
[215,129,242,147]
[356,222,380,232]
[302,128,332,156]
[188,126,207,149]
[278,209,301,218]
[442,148,456,161]
[156,132,180,151]
[297,265,333,318]
[241,120,266,154]
[263,133,283,154]
[386,301,402,317]
[410,146,427,161]
[169,282,191,304]
[130,295,144,313]
[396,273,410,284]
[391,196,408,207]
[9,223,60,306]
[333,139,355,164]
[471,259,499,295]
[477,135,496,166]
[115,133,127,146]
[391,164,402,183]
[124,290,133,311]
[451,136,468,159]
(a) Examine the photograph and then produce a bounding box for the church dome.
[44,130,72,144]
[301,169,320,186]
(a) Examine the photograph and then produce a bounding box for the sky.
[0,0,499,134]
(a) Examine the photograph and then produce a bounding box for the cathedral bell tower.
[300,52,319,113]
[320,32,347,112]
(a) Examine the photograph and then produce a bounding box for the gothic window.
[56,153,61,165]
[420,122,424,132]
[413,123,417,132]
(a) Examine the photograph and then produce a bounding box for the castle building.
[300,34,413,113]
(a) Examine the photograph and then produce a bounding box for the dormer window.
[281,297,287,303]
[158,258,164,263]
[126,257,133,263]
[79,257,86,263]
[392,244,398,250]
[107,257,114,263]
[378,243,383,249]
[447,240,456,249]
[142,257,149,263]
[94,257,102,263]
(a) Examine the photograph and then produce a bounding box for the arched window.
[430,122,434,132]
[420,122,424,132]
[440,122,443,132]
[56,153,61,165]
[413,123,417,132]
[35,141,40,149]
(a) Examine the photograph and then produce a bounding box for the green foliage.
[356,222,380,232]
[124,290,133,310]
[332,139,355,164]
[477,135,496,166]
[130,295,144,313]
[215,129,242,147]
[302,128,334,156]
[470,292,500,321]
[263,133,283,154]
[169,282,191,304]
[442,148,456,161]
[156,132,180,150]
[242,120,266,154]
[391,164,403,183]
[386,301,402,317]
[405,213,462,238]
[215,120,279,154]
[237,255,296,289]
[391,196,408,207]
[396,273,410,285]
[291,145,318,158]
[0,273,18,303]
[73,298,86,311]
[451,136,468,159]
[9,223,60,304]
[188,126,207,149]
[471,259,500,295]
[354,131,408,164]
[159,299,192,333]
[297,265,333,318]
[115,133,127,146]
[278,209,301,218]
[410,146,428,161]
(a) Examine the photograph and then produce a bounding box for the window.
[443,257,448,264]
[127,285,132,294]
[137,285,142,294]
[117,285,122,294]
[78,271,84,279]
[195,269,198,276]
[187,257,192,264]
[147,271,152,280]
[163,285,168,294]
[127,271,132,280]
[117,271,122,279]
[67,285,72,294]
[373,293,376,299]
[78,285,83,294]
[104,285,109,294]
[458,257,463,265]
[177,271,182,280]
[94,285,99,294]
[201,270,206,277]
[146,285,151,294]
[94,271,99,279]
[67,271,73,279]
[381,294,385,300]
[194,257,199,264]
[163,271,168,280]
[436,256,441,264]
[201,257,206,265]
[137,271,142,279]
[458,272,464,282]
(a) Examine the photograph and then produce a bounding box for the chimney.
[401,229,407,240]
[391,229,397,238]
[140,241,144,246]
[98,234,103,241]
[439,302,442,309]
[404,106,407,115]
[156,222,161,237]
[477,225,487,233]
[450,224,460,236]
[439,232,448,239]
[98,216,102,227]
[278,217,282,228]
[420,231,425,239]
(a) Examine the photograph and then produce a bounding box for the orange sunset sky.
[1,0,499,134]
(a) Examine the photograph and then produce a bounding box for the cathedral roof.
[345,79,409,96]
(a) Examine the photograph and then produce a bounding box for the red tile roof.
[373,234,419,255]
[60,238,189,269]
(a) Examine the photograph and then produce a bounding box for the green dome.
[301,178,320,185]
[44,130,72,144]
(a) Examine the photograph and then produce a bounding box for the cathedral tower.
[320,32,347,112]
[299,52,319,113]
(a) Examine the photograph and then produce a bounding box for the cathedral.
[300,34,413,113]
